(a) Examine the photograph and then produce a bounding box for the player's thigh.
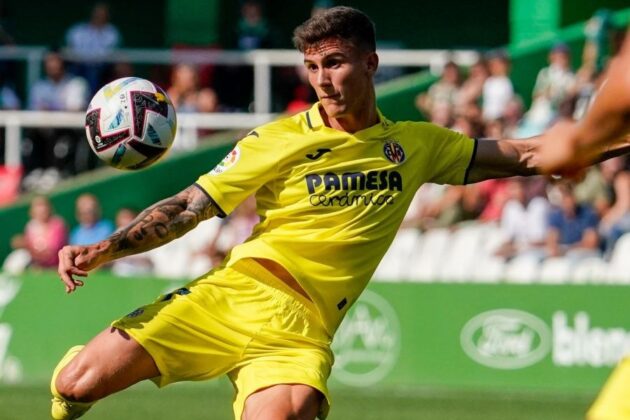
[56,326,159,401]
[242,383,322,420]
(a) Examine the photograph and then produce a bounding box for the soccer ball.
[85,77,177,170]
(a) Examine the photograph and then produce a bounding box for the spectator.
[167,64,200,113]
[482,51,514,121]
[455,59,488,112]
[65,2,122,93]
[24,51,91,183]
[6,196,67,271]
[236,0,273,50]
[546,183,600,261]
[29,51,89,112]
[111,208,153,277]
[0,71,20,110]
[495,178,549,260]
[521,43,576,134]
[502,97,524,138]
[212,195,259,255]
[196,87,220,137]
[69,193,114,245]
[598,158,630,258]
[476,179,510,223]
[534,43,575,110]
[416,61,460,118]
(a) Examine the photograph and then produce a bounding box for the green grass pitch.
[0,381,594,420]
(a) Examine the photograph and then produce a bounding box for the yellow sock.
[50,345,95,420]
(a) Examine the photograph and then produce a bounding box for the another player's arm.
[539,32,630,173]
[58,185,220,293]
[465,134,630,184]
[572,34,630,154]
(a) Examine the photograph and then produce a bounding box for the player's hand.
[57,245,100,294]
[537,120,591,177]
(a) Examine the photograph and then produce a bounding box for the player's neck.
[320,98,379,133]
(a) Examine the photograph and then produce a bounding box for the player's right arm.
[57,184,220,293]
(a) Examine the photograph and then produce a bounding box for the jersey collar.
[305,102,391,132]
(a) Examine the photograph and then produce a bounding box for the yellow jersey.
[196,103,475,334]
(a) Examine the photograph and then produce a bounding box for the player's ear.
[365,52,379,76]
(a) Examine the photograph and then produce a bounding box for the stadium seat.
[606,233,630,284]
[407,228,451,282]
[504,255,541,284]
[571,257,608,284]
[539,257,572,284]
[471,256,506,283]
[373,228,422,281]
[149,218,222,279]
[437,223,486,282]
[148,240,192,279]
[471,223,508,283]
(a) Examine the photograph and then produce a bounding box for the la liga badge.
[383,141,405,164]
[209,146,241,175]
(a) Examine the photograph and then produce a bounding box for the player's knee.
[282,388,321,420]
[243,386,321,420]
[290,391,321,420]
[55,360,101,403]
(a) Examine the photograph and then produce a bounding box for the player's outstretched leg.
[241,384,323,420]
[51,345,93,419]
[50,326,160,419]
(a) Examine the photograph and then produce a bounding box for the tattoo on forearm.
[104,186,219,259]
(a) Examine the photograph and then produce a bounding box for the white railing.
[0,111,277,167]
[0,46,479,114]
[0,46,480,167]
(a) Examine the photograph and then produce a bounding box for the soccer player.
[535,30,630,420]
[51,7,630,420]
[538,31,630,175]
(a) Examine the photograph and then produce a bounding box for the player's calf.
[51,345,96,420]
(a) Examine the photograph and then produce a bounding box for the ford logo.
[460,309,551,369]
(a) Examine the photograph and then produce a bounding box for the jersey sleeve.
[195,131,284,216]
[422,123,476,185]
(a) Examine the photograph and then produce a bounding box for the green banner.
[0,272,627,393]
[330,283,629,392]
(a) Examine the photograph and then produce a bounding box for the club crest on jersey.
[209,146,240,175]
[383,141,405,164]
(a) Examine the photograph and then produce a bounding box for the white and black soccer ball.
[85,77,177,170]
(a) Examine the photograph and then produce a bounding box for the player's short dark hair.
[293,6,376,53]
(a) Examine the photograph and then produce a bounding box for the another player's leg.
[51,326,160,419]
[587,357,630,419]
[242,384,323,420]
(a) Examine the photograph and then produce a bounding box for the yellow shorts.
[587,357,630,420]
[112,258,333,420]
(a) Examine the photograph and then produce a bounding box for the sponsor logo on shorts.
[126,308,145,318]
[160,287,191,302]
[460,309,551,369]
[208,146,240,175]
[383,141,405,164]
[332,290,400,387]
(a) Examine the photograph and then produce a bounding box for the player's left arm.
[58,184,220,292]
[465,133,630,184]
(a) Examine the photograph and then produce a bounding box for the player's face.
[303,38,378,120]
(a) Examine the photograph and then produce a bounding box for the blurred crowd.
[0,3,629,276]
[3,192,259,278]
[404,12,630,264]
[0,1,322,201]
